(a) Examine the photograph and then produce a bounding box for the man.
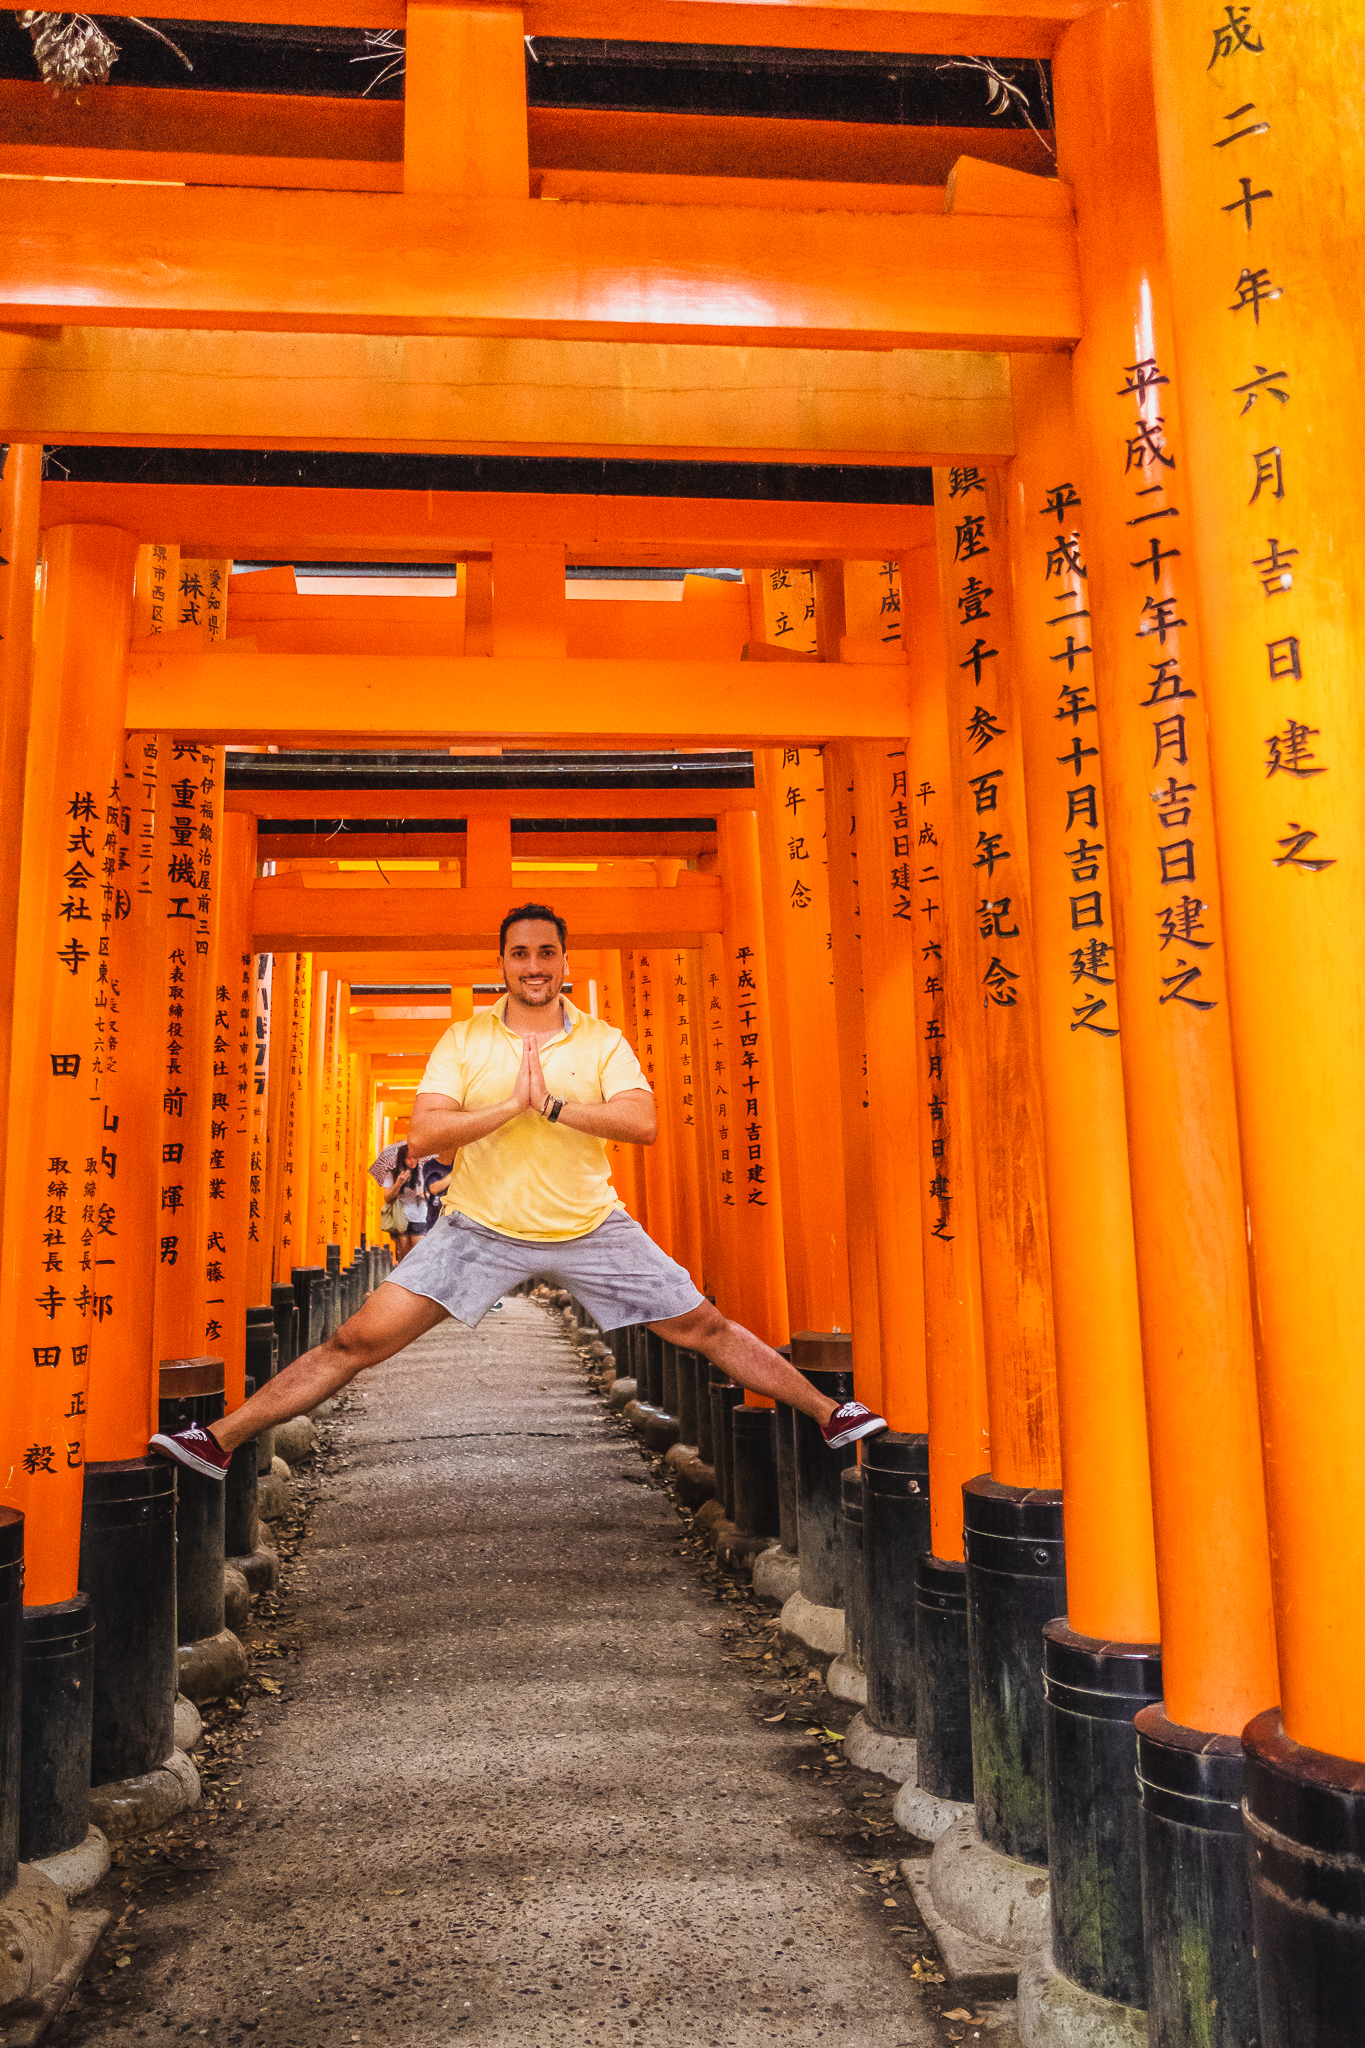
[151,904,886,1480]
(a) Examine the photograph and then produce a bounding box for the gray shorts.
[383,1207,705,1332]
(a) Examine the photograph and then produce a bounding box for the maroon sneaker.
[821,1400,888,1451]
[149,1422,230,1481]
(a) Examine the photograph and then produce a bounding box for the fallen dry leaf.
[943,2011,975,2023]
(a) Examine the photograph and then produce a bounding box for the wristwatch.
[542,1095,565,1123]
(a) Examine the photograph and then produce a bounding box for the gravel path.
[55,1293,965,2048]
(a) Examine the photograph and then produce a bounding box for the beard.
[515,980,561,1006]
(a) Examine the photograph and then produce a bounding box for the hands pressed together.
[510,1032,551,1117]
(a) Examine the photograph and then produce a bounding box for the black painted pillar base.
[1135,1704,1261,2048]
[0,1509,22,1895]
[675,1349,699,1449]
[224,1375,260,1559]
[1244,1706,1365,2048]
[914,1554,973,1803]
[79,1460,177,1784]
[709,1374,744,1523]
[270,1282,297,1368]
[20,1594,95,1862]
[694,1355,715,1465]
[790,1334,855,1612]
[732,1404,779,1538]
[776,1401,799,1556]
[963,1474,1066,1866]
[643,1330,666,1412]
[291,1265,327,1355]
[660,1342,679,1423]
[1043,1621,1162,2007]
[158,1359,227,1646]
[864,1432,930,1738]
[840,1468,866,1670]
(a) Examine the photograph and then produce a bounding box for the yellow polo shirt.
[415,996,650,1242]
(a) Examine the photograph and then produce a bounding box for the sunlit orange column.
[274,953,313,1276]
[595,949,641,1223]
[261,952,295,1283]
[851,740,929,1435]
[822,744,883,1413]
[683,947,722,1298]
[659,948,704,1289]
[0,447,42,1230]
[0,525,138,1601]
[302,962,330,1262]
[716,810,789,1355]
[698,932,741,1318]
[901,547,990,1561]
[752,746,851,1336]
[212,814,256,1404]
[85,734,162,1460]
[618,951,648,1235]
[151,742,226,1363]
[245,952,272,1300]
[1056,1,1277,1743]
[935,473,1061,1489]
[1008,354,1160,1644]
[632,950,677,1260]
[1144,0,1365,1772]
[329,979,351,1252]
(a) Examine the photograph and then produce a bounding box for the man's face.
[501,922,566,1008]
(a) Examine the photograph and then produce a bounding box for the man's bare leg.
[211,1285,450,1454]
[650,1303,840,1427]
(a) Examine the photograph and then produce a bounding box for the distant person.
[371,1141,443,1265]
[151,903,886,1479]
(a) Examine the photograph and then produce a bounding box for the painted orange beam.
[128,650,911,745]
[51,0,1085,57]
[258,829,716,857]
[0,185,1079,352]
[254,882,723,948]
[235,789,754,821]
[38,484,939,563]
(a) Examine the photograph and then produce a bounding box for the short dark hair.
[499,902,568,954]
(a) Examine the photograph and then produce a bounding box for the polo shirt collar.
[492,992,581,1043]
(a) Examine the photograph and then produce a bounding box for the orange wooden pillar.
[303,962,330,1263]
[1056,7,1279,2028]
[594,949,641,1223]
[261,952,295,1283]
[934,465,1063,1867]
[659,949,705,1290]
[850,741,929,1435]
[0,524,138,1602]
[822,744,884,1414]
[698,932,741,1318]
[329,978,351,1253]
[901,546,990,1570]
[618,951,648,1234]
[404,1,529,198]
[752,746,852,1338]
[1009,354,1160,1645]
[246,952,272,1300]
[632,950,677,1260]
[151,742,226,1365]
[1146,0,1365,1751]
[1008,350,1163,2004]
[86,733,165,1462]
[273,954,313,1277]
[213,813,256,1405]
[0,447,42,1232]
[716,809,789,1357]
[1142,0,1365,2009]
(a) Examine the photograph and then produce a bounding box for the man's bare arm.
[555,1089,657,1145]
[408,1041,533,1154]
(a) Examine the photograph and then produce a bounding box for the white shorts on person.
[384,1207,704,1331]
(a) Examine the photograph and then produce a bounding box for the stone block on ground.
[844,1710,917,1782]
[256,1457,293,1521]
[173,1694,203,1753]
[228,1540,279,1596]
[752,1546,801,1606]
[894,1779,974,1844]
[826,1652,868,1706]
[902,1858,1022,2000]
[223,1563,251,1633]
[605,1377,637,1411]
[642,1413,680,1454]
[1017,1945,1149,2047]
[716,1528,776,1574]
[928,1813,1051,1956]
[1,1905,108,2048]
[88,1750,200,1842]
[31,1828,110,1904]
[273,1415,315,1465]
[673,1458,717,1511]
[177,1627,248,1705]
[691,1498,727,1535]
[779,1588,844,1657]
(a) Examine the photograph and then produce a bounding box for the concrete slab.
[903,1860,1021,2001]
[780,1589,845,1656]
[752,1546,801,1606]
[930,1814,1052,1955]
[827,1653,868,1706]
[845,1712,917,1783]
[1017,1946,1149,2046]
[30,1829,109,1903]
[895,1780,974,1844]
[62,1297,944,2046]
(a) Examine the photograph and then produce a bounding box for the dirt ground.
[53,1294,1014,2048]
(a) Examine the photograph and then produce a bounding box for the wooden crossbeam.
[128,650,909,745]
[254,881,722,948]
[37,483,941,561]
[0,186,1078,351]
[48,0,1086,57]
